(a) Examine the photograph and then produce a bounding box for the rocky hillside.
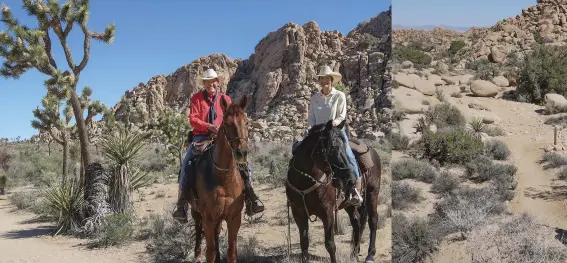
[111,8,392,142]
[393,0,567,68]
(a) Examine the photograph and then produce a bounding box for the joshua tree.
[146,107,191,167]
[31,94,73,182]
[0,0,115,221]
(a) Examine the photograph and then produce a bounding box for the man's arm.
[189,95,211,131]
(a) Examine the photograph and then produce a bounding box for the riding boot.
[172,187,188,223]
[239,168,265,216]
[352,177,363,205]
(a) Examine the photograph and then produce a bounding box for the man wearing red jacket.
[173,69,265,222]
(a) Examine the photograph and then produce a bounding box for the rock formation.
[111,8,392,142]
[393,0,567,67]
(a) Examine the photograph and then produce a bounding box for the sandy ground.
[403,91,567,262]
[0,178,391,263]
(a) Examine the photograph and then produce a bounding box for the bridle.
[287,128,351,222]
[211,115,249,172]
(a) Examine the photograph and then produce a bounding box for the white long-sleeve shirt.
[307,87,347,128]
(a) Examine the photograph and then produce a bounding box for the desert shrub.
[448,40,466,56]
[545,115,567,126]
[425,103,466,129]
[139,146,170,173]
[484,140,510,160]
[431,171,461,195]
[90,213,135,248]
[251,142,290,186]
[391,159,437,183]
[8,190,37,210]
[557,167,567,180]
[465,155,517,183]
[140,213,195,262]
[418,128,484,165]
[433,186,506,237]
[516,44,567,103]
[394,46,432,68]
[545,100,567,114]
[386,132,410,151]
[0,173,7,194]
[467,213,567,263]
[392,213,439,263]
[392,181,422,210]
[450,92,463,98]
[483,125,506,136]
[357,33,379,51]
[466,59,500,80]
[541,152,567,169]
[469,117,486,133]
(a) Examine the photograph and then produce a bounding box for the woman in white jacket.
[305,65,363,207]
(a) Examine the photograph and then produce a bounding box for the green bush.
[392,181,422,210]
[91,213,135,248]
[394,46,432,68]
[465,59,500,80]
[386,132,410,151]
[516,44,567,103]
[425,103,466,129]
[392,159,437,183]
[357,33,379,51]
[465,155,517,183]
[418,128,484,165]
[484,140,510,160]
[431,171,461,195]
[392,213,439,263]
[541,152,567,169]
[448,40,466,56]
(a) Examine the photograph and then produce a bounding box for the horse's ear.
[221,97,229,112]
[240,95,248,109]
[325,120,333,130]
[336,120,346,130]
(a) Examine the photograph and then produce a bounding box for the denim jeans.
[179,134,254,189]
[179,135,208,189]
[341,130,361,179]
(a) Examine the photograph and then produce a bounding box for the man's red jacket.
[189,91,232,136]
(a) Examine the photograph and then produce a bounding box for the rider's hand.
[208,124,219,134]
[332,120,341,126]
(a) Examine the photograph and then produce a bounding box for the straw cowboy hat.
[316,65,342,84]
[198,68,221,86]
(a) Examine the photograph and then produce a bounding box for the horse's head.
[302,120,352,177]
[220,95,250,165]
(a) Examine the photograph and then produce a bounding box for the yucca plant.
[43,177,85,236]
[101,126,148,214]
[469,117,486,134]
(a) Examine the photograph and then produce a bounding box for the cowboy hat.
[198,68,220,86]
[316,65,342,84]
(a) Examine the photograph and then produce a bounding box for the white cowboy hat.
[198,68,220,86]
[316,65,342,84]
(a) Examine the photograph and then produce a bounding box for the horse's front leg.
[202,216,218,263]
[227,211,242,263]
[291,204,310,263]
[345,206,361,259]
[191,209,203,261]
[322,208,337,263]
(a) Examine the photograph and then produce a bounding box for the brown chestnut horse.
[187,96,250,263]
[286,121,382,263]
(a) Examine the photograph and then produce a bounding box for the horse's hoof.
[364,257,375,263]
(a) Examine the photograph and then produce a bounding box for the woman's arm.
[333,92,347,126]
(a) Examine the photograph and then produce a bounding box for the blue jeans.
[179,135,208,189]
[341,130,361,179]
[179,134,254,189]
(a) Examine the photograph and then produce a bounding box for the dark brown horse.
[286,121,382,263]
[187,96,250,263]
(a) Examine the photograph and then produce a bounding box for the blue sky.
[0,0,391,140]
[394,0,537,28]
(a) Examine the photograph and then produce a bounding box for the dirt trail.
[0,195,144,263]
[464,96,567,230]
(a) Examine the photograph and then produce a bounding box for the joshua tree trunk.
[62,132,70,184]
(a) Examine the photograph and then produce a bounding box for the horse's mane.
[305,123,346,146]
